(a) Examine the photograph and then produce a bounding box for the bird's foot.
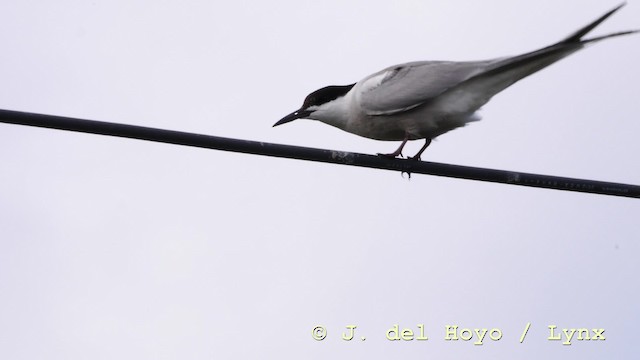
[378,136,410,159]
[406,139,431,161]
[377,152,403,159]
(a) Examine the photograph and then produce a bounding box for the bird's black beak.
[273,109,311,127]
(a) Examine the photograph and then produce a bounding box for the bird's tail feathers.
[562,2,628,43]
[480,3,637,80]
[560,2,638,46]
[580,29,640,44]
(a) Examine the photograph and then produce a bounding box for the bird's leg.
[377,134,409,158]
[408,139,432,161]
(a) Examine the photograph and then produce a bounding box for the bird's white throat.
[306,90,355,131]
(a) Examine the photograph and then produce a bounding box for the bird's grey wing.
[360,4,638,117]
[358,61,492,116]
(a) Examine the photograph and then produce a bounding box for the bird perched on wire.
[274,3,638,160]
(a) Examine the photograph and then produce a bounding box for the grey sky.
[1,1,638,359]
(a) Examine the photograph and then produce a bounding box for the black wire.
[1,108,638,198]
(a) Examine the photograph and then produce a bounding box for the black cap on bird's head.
[273,83,355,127]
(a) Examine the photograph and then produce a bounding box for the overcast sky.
[1,1,639,359]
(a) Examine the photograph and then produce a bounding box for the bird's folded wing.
[359,60,491,116]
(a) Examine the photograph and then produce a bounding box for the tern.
[274,4,638,160]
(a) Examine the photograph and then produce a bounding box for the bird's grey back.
[358,60,494,116]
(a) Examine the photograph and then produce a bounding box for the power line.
[1,108,638,199]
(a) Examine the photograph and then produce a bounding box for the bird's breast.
[344,104,478,141]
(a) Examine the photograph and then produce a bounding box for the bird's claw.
[377,152,403,159]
